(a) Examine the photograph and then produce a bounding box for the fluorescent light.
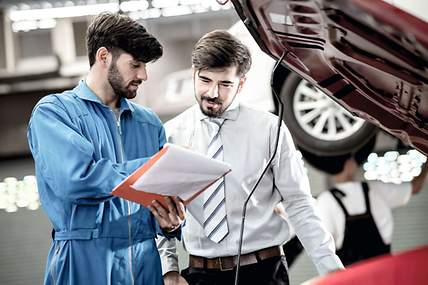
[8,0,232,24]
[9,3,118,22]
[152,0,179,8]
[120,1,149,12]
[0,176,40,213]
[12,20,38,32]
[12,19,57,32]
[363,149,426,184]
[179,0,204,4]
[384,150,399,161]
[38,18,57,29]
[364,171,378,181]
[367,153,378,163]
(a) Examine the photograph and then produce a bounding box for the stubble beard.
[107,62,137,100]
[199,96,226,118]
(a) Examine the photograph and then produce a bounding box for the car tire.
[280,72,377,156]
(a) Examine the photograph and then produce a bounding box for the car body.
[228,0,428,155]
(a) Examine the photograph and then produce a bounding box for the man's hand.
[164,271,189,285]
[148,196,185,233]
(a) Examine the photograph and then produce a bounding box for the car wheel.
[281,73,377,155]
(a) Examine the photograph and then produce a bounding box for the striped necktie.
[202,117,229,243]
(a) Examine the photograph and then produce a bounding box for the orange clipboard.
[111,145,231,208]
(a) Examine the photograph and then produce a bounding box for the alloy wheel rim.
[293,80,365,141]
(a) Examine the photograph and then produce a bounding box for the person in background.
[27,12,184,285]
[157,30,344,285]
[303,136,428,266]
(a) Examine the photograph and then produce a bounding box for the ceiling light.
[120,1,149,12]
[179,0,204,5]
[363,149,426,184]
[152,0,179,9]
[9,3,118,22]
[0,176,40,213]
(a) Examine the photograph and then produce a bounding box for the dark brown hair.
[86,12,162,67]
[192,30,251,77]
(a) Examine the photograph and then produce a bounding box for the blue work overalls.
[28,80,174,285]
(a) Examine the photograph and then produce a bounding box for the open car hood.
[230,0,428,155]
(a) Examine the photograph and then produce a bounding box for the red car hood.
[230,0,428,155]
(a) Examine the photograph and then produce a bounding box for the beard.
[107,61,141,100]
[199,96,226,117]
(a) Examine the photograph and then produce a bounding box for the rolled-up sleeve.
[272,122,344,275]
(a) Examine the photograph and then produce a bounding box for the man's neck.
[333,172,354,184]
[86,68,119,109]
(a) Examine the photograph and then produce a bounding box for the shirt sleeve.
[370,181,412,209]
[316,193,336,239]
[156,236,180,275]
[272,122,344,275]
[316,192,342,248]
[28,100,150,205]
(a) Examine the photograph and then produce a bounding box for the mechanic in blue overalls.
[28,12,185,285]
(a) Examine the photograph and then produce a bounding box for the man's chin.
[201,106,222,117]
[123,91,137,99]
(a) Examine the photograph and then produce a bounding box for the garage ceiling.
[0,1,115,8]
[0,1,208,9]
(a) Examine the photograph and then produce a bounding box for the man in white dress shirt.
[304,137,428,266]
[157,30,344,285]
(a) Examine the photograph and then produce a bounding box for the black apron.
[330,182,391,266]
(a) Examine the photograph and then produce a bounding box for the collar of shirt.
[74,80,134,113]
[195,98,240,122]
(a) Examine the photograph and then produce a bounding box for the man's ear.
[95,47,109,66]
[238,76,247,92]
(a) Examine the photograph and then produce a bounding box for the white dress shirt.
[317,181,412,249]
[157,102,343,275]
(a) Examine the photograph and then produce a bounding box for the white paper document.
[130,144,231,201]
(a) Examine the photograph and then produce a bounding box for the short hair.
[192,30,251,77]
[300,136,377,175]
[86,12,163,67]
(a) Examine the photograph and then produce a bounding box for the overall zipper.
[113,110,134,285]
